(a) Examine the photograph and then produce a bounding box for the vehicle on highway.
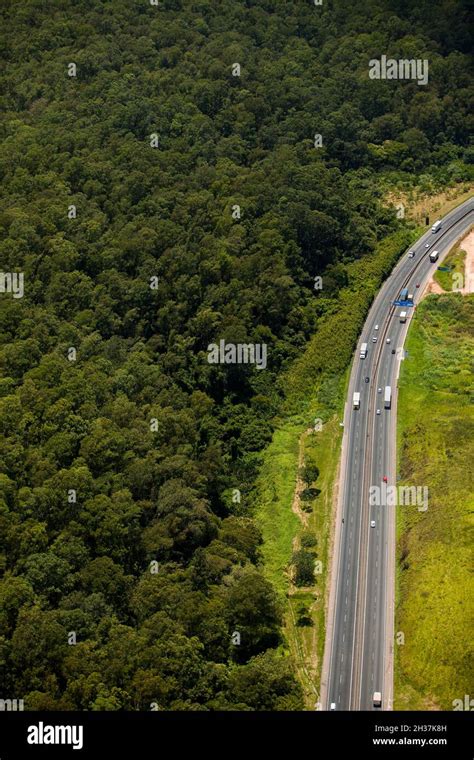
[431,219,442,233]
[399,311,407,323]
[365,376,369,383]
[374,324,379,330]
[416,283,420,288]
[353,392,360,410]
[372,336,377,342]
[384,386,391,409]
[360,342,368,359]
[330,702,336,710]
[429,249,439,262]
[408,250,415,258]
[386,337,391,343]
[324,201,474,715]
[370,520,376,528]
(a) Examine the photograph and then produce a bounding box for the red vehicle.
[416,283,420,288]
[383,475,388,483]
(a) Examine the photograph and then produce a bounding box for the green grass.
[252,402,345,704]
[300,414,343,681]
[254,419,302,597]
[395,294,474,710]
[433,244,466,292]
[258,412,344,707]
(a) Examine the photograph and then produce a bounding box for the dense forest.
[0,0,472,709]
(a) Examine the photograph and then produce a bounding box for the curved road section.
[322,197,474,711]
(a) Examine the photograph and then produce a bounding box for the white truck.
[360,342,368,359]
[373,691,382,707]
[353,392,360,410]
[399,311,407,323]
[384,386,391,409]
[429,249,439,262]
[431,220,442,233]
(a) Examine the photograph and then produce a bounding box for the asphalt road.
[322,197,474,711]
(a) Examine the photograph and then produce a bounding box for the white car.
[376,409,381,415]
[425,242,431,249]
[330,702,336,710]
[374,324,379,330]
[386,338,391,344]
[378,387,382,393]
[408,251,415,258]
[372,336,377,343]
[370,520,376,528]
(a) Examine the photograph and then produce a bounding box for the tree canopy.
[0,0,471,709]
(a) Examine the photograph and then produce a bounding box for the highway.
[321,197,474,711]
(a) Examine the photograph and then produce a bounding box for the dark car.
[365,377,369,383]
[391,349,396,354]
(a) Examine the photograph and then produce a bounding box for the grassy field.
[395,294,474,710]
[433,234,472,292]
[254,410,345,707]
[295,416,343,690]
[253,417,303,597]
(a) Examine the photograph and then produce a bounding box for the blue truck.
[394,287,413,307]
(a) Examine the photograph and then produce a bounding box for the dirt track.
[459,230,474,293]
